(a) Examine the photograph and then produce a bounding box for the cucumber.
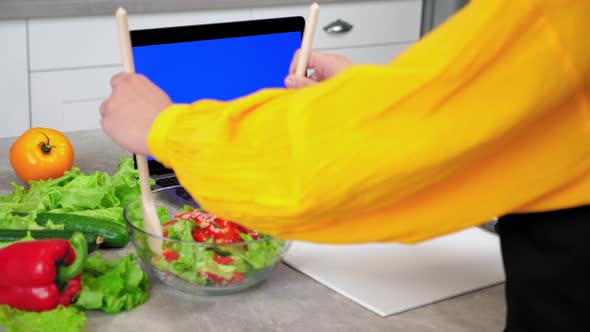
[36,212,129,248]
[0,229,102,253]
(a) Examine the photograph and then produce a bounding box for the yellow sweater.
[147,0,590,244]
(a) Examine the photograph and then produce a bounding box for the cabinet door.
[325,42,414,65]
[28,9,251,71]
[30,66,121,131]
[0,21,29,138]
[252,0,422,50]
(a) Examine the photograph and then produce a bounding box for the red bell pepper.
[0,232,88,312]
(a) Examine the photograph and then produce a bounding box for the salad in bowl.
[123,185,289,295]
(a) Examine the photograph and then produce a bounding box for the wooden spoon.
[295,3,320,77]
[115,7,163,255]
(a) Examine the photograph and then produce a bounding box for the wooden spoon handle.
[295,3,320,77]
[115,7,163,254]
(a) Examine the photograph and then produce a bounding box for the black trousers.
[497,205,590,332]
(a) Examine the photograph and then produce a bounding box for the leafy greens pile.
[0,157,144,229]
[0,158,152,331]
[75,252,150,314]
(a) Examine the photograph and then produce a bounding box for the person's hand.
[100,73,172,155]
[284,50,352,88]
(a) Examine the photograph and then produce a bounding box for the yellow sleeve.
[148,0,590,244]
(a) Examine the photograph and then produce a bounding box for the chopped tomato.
[198,272,226,285]
[215,232,241,243]
[248,230,260,240]
[199,272,245,285]
[175,208,261,244]
[162,248,180,262]
[230,222,258,240]
[213,253,234,265]
[230,272,245,283]
[201,224,223,239]
[214,218,229,228]
[211,222,241,243]
[192,229,209,243]
[163,230,169,238]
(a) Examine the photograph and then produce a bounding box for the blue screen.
[133,31,300,162]
[132,31,301,103]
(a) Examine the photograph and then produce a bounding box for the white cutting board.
[283,227,505,317]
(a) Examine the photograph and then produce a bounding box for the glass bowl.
[123,185,290,295]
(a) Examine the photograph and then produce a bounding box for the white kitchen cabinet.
[252,0,421,49]
[252,0,421,64]
[0,21,29,138]
[30,67,121,131]
[323,42,414,64]
[28,9,251,71]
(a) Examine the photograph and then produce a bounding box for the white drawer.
[28,9,250,71]
[252,0,422,50]
[30,66,121,132]
[325,42,414,64]
[0,20,29,138]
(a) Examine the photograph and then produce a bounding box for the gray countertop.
[0,0,392,20]
[0,130,506,332]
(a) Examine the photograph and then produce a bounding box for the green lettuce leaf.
[74,252,150,314]
[0,209,39,230]
[111,157,144,204]
[239,233,284,269]
[0,305,86,332]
